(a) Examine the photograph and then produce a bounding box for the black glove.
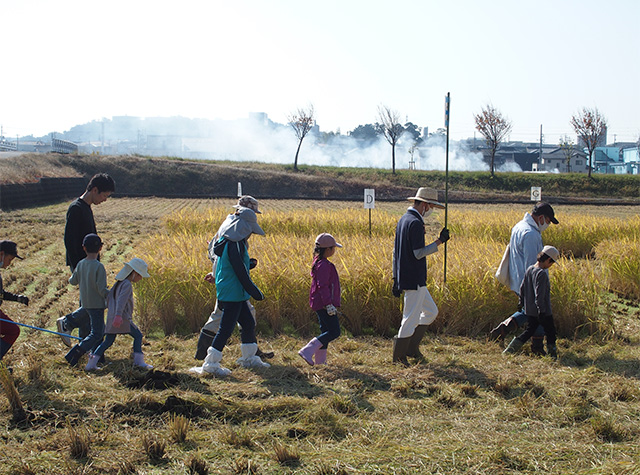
[392,279,402,298]
[438,228,450,244]
[17,295,29,306]
[249,258,258,269]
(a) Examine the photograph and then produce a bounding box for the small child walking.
[64,234,109,367]
[0,241,29,363]
[503,245,559,359]
[298,233,342,366]
[86,258,152,371]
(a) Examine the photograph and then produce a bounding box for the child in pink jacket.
[298,233,342,366]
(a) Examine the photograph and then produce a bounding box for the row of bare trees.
[473,105,608,177]
[289,103,609,177]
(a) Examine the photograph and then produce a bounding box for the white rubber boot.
[133,352,153,369]
[196,347,231,376]
[85,353,102,371]
[237,343,270,368]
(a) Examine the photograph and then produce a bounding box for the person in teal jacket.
[197,207,269,376]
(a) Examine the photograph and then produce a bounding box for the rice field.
[1,198,640,474]
[134,201,639,340]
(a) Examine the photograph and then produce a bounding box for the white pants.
[397,286,438,338]
[202,300,256,333]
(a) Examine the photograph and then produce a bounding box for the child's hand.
[113,315,123,328]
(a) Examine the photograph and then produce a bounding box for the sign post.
[237,182,243,197]
[364,188,375,237]
[531,186,541,201]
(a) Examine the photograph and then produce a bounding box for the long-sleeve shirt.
[0,272,20,307]
[105,279,135,334]
[519,264,552,317]
[309,257,341,311]
[69,258,108,309]
[508,213,543,294]
[64,198,97,270]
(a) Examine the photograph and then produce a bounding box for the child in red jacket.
[298,233,342,366]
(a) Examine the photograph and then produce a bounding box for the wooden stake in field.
[444,92,451,283]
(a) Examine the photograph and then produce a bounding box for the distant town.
[1,113,638,174]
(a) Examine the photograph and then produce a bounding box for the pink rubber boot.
[298,338,322,366]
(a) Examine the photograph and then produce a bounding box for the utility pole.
[539,125,543,169]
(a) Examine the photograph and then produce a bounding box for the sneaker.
[56,317,73,347]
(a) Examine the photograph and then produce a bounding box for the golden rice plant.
[595,237,640,299]
[135,205,621,338]
[168,413,190,443]
[0,362,26,422]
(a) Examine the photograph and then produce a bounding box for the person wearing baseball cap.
[490,202,559,355]
[504,245,560,359]
[0,241,29,363]
[391,187,450,365]
[298,233,343,366]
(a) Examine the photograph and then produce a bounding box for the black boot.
[531,336,546,356]
[406,325,428,359]
[195,329,217,360]
[65,345,86,367]
[256,346,275,359]
[392,336,411,366]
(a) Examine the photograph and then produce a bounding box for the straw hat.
[115,258,150,281]
[407,187,445,209]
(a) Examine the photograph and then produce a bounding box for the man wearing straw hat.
[392,187,449,365]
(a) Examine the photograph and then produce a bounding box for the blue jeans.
[93,325,143,357]
[65,306,91,339]
[511,310,545,337]
[316,308,341,348]
[211,301,256,352]
[77,308,105,353]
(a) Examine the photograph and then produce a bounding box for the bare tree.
[473,105,512,177]
[376,105,403,174]
[288,105,315,171]
[559,134,575,173]
[570,107,607,178]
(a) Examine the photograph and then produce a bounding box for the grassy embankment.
[0,198,639,474]
[1,153,639,202]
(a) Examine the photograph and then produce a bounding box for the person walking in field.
[64,234,109,367]
[194,196,274,361]
[0,241,29,363]
[192,206,269,376]
[57,173,115,346]
[391,187,449,365]
[490,202,558,355]
[503,246,560,359]
[298,233,343,366]
[86,258,153,371]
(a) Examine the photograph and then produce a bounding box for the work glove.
[249,258,258,269]
[16,295,29,306]
[438,227,450,244]
[392,279,402,298]
[326,304,337,316]
[113,315,123,328]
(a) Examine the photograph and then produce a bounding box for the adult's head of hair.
[86,173,116,193]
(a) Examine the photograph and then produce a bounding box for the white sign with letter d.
[364,189,375,209]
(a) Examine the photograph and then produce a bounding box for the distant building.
[539,147,588,173]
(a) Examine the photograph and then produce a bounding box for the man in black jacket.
[392,187,449,365]
[57,173,115,346]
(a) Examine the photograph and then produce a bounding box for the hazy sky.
[2,0,639,144]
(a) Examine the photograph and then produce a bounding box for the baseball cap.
[0,240,23,259]
[532,202,559,224]
[315,233,342,249]
[542,245,560,262]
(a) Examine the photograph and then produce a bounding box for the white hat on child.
[115,258,150,281]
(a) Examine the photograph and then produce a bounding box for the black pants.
[517,314,556,347]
